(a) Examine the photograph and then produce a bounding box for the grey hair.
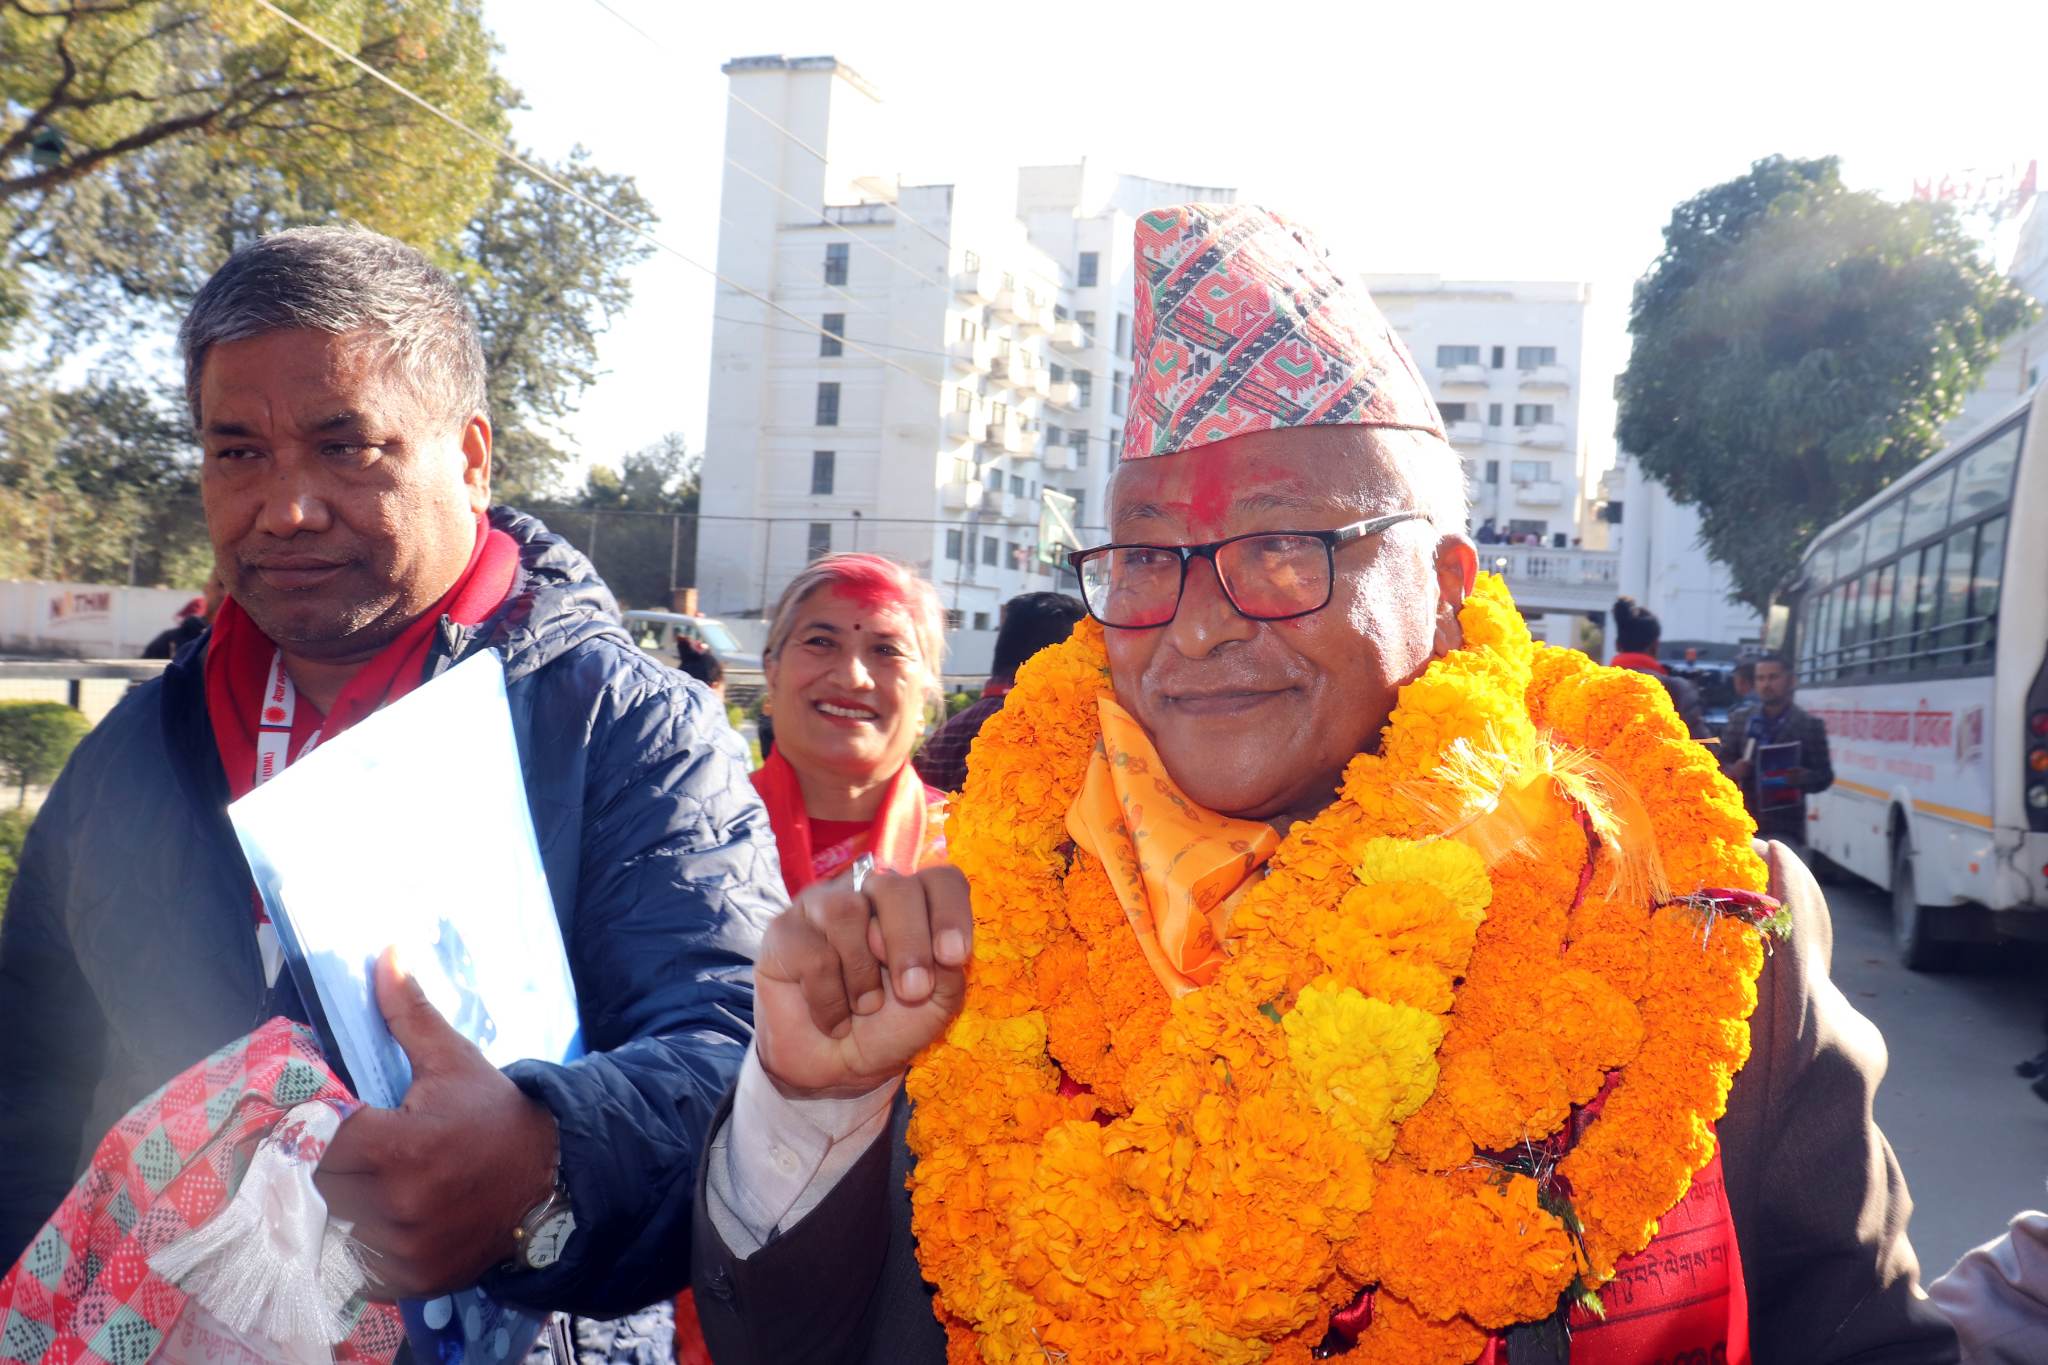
[1374,426,1472,531]
[179,224,487,430]
[764,553,946,701]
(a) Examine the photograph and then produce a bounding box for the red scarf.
[1610,651,1667,675]
[205,518,520,801]
[749,748,939,898]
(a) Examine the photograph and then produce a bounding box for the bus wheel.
[1891,838,1953,972]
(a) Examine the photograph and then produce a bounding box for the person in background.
[1610,595,1708,738]
[0,227,780,1359]
[141,574,224,660]
[751,552,949,897]
[1721,652,1834,847]
[1473,517,1500,544]
[1732,659,1757,702]
[913,591,1085,792]
[676,636,726,699]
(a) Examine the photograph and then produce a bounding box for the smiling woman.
[751,553,950,897]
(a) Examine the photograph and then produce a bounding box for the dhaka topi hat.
[1122,203,1444,462]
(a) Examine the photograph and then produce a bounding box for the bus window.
[1834,518,1868,579]
[1868,561,1898,670]
[1969,513,2007,661]
[1906,542,1942,668]
[1890,551,1923,672]
[1866,498,1905,563]
[1903,467,1956,547]
[1932,526,1975,661]
[1809,539,1838,588]
[1954,424,2023,519]
[1816,585,1843,680]
[1842,575,1871,673]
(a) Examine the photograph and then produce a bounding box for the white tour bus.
[1777,382,2048,967]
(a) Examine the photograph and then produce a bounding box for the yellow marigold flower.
[1283,982,1442,1159]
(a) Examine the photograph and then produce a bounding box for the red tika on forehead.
[824,552,916,615]
[1122,204,1444,464]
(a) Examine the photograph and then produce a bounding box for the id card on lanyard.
[251,650,322,985]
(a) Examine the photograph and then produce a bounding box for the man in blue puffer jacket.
[0,226,780,1358]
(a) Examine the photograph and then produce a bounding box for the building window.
[1511,460,1551,483]
[1008,473,1025,496]
[1488,402,1503,426]
[1490,346,1505,369]
[1517,346,1558,369]
[1111,370,1128,416]
[945,529,964,561]
[1508,519,1547,540]
[1513,403,1555,426]
[820,313,845,357]
[815,382,840,426]
[811,450,835,495]
[1067,488,1086,524]
[982,535,999,566]
[1108,427,1121,462]
[1045,423,1063,446]
[973,611,992,630]
[824,243,849,286]
[1115,314,1130,357]
[1072,429,1089,466]
[1437,345,1481,367]
[807,522,832,560]
[1438,402,1471,422]
[1483,460,1500,484]
[1007,541,1026,570]
[954,385,975,413]
[1077,252,1099,287]
[1076,310,1097,344]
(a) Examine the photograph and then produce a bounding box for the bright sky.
[484,0,2045,484]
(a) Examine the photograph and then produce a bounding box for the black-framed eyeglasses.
[1065,511,1425,629]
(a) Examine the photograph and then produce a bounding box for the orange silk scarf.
[1064,695,1280,996]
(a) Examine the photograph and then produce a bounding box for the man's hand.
[1783,766,1811,786]
[1725,757,1754,784]
[315,949,560,1299]
[755,866,973,1100]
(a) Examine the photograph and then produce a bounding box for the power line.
[247,0,941,393]
[723,155,951,291]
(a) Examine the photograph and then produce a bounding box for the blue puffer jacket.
[0,509,781,1316]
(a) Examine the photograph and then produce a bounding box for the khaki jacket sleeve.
[1717,841,1959,1364]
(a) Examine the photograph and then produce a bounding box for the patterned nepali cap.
[1122,203,1444,462]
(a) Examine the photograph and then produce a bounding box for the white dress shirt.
[705,1044,899,1254]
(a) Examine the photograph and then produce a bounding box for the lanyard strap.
[253,650,320,789]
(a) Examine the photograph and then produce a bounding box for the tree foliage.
[0,701,91,806]
[1,0,507,340]
[465,149,656,499]
[1617,155,2039,610]
[0,367,210,584]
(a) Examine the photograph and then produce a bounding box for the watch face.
[524,1208,576,1270]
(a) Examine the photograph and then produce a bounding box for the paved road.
[1822,870,2048,1277]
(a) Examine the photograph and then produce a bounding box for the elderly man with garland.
[687,206,1954,1364]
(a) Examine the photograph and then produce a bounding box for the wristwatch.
[511,1175,576,1271]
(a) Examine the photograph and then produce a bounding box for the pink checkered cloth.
[0,1018,402,1365]
[1123,203,1444,462]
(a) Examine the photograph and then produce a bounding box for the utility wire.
[248,0,941,392]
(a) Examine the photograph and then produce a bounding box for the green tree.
[466,148,656,498]
[1,0,506,341]
[0,367,211,584]
[0,701,91,806]
[1617,156,2038,610]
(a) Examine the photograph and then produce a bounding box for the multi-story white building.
[694,54,1232,651]
[1594,454,1763,651]
[1366,277,1595,546]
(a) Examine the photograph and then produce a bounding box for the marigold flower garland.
[907,575,1768,1364]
